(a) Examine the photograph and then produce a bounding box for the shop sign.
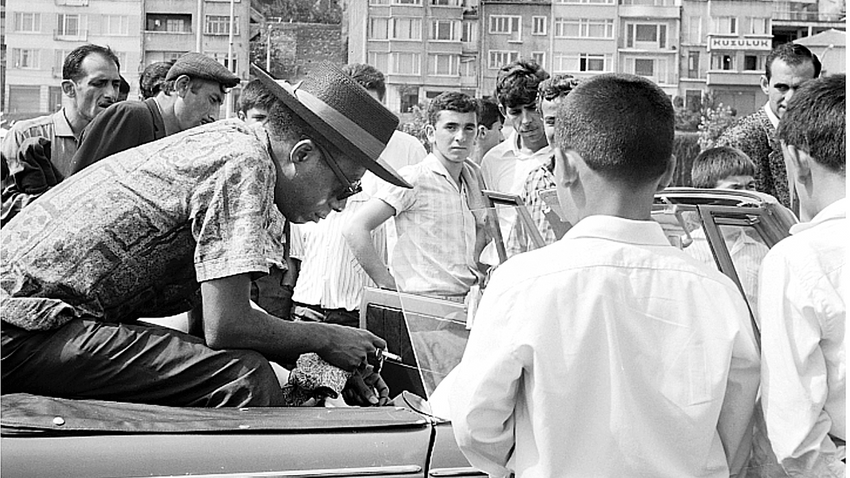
[709,37,772,51]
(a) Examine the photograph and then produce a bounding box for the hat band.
[293,89,388,160]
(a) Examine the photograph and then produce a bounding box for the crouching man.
[0,62,411,408]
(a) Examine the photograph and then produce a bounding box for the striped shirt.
[377,154,480,298]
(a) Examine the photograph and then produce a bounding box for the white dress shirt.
[450,215,760,478]
[759,198,846,476]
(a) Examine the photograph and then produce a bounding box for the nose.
[784,88,796,104]
[520,110,533,124]
[104,84,118,102]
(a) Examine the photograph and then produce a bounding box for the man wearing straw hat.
[0,62,410,407]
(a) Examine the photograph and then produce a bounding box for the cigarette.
[381,350,402,362]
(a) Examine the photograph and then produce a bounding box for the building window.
[147,14,192,33]
[205,15,239,35]
[712,53,735,70]
[489,50,519,69]
[393,0,421,4]
[686,16,702,44]
[743,55,760,71]
[368,17,389,40]
[400,86,419,113]
[431,20,458,41]
[626,23,666,49]
[555,0,614,4]
[532,16,547,35]
[392,17,422,40]
[713,17,737,35]
[460,57,476,78]
[14,12,41,33]
[105,15,129,36]
[634,59,654,77]
[431,0,459,5]
[209,52,237,73]
[554,53,612,73]
[391,52,421,74]
[685,90,702,112]
[687,51,700,78]
[369,0,390,4]
[8,86,41,113]
[532,52,545,68]
[13,48,39,69]
[489,15,521,39]
[461,21,477,43]
[368,52,389,73]
[554,18,613,39]
[746,17,770,35]
[430,54,459,76]
[57,14,82,37]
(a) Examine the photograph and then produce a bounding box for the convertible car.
[0,188,797,478]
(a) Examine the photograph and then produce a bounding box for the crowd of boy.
[0,42,844,477]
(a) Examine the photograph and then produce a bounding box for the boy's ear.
[477,124,487,140]
[781,142,812,182]
[424,124,436,144]
[237,111,246,121]
[656,155,677,192]
[554,147,579,186]
[497,103,507,119]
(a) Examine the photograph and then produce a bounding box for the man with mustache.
[69,52,240,174]
[1,44,121,225]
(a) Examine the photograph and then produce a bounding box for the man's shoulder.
[716,109,771,144]
[97,100,153,122]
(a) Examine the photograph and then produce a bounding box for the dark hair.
[494,59,549,109]
[119,76,130,94]
[538,74,579,103]
[62,44,120,82]
[691,146,756,188]
[342,63,386,102]
[476,98,503,129]
[766,43,821,79]
[427,91,478,126]
[139,61,174,99]
[239,79,277,114]
[777,74,845,174]
[556,73,674,184]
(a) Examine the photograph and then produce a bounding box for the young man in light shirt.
[759,73,845,476]
[344,91,485,300]
[449,74,759,478]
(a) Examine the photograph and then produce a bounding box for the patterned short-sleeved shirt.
[0,120,285,331]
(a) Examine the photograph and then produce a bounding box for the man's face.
[502,101,546,148]
[427,110,477,164]
[69,53,121,122]
[476,120,504,156]
[540,98,559,147]
[761,58,817,118]
[175,78,225,131]
[239,107,269,126]
[272,140,366,224]
[715,175,756,191]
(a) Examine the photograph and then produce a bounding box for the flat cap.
[166,52,240,88]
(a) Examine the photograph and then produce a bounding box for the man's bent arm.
[200,273,385,371]
[343,198,397,290]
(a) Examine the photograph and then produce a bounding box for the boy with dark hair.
[139,61,174,100]
[238,79,278,126]
[450,74,759,477]
[471,98,504,165]
[691,146,757,190]
[479,59,550,265]
[759,73,845,476]
[345,91,485,300]
[687,146,766,314]
[506,74,578,256]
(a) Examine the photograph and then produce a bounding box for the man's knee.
[207,349,284,407]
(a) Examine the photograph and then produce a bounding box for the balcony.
[706,70,761,86]
[619,0,679,18]
[54,29,88,41]
[773,8,844,22]
[55,0,89,5]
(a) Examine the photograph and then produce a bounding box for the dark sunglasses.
[314,141,362,201]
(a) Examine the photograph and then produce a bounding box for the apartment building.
[4,0,250,116]
[348,0,480,113]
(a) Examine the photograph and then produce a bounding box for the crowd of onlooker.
[0,40,844,478]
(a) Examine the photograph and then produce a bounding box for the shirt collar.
[52,109,76,139]
[565,215,671,246]
[790,198,846,235]
[762,102,780,129]
[506,130,553,161]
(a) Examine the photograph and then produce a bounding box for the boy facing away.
[449,74,760,477]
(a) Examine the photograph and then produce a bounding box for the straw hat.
[250,62,411,188]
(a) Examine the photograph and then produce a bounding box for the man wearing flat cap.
[69,52,241,175]
[1,62,410,407]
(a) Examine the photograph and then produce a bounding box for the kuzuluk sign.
[708,37,772,51]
